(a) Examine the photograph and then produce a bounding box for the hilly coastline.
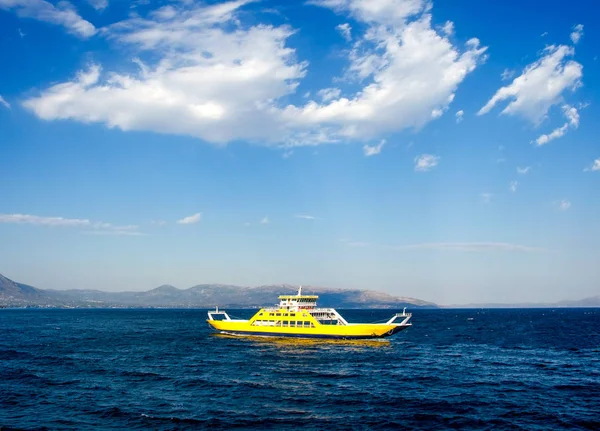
[0,273,436,309]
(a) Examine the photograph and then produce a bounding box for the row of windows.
[259,312,299,317]
[252,320,315,328]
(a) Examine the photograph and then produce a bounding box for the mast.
[298,285,302,296]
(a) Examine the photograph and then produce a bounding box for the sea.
[0,308,599,430]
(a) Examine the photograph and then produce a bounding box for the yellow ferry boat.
[206,287,412,339]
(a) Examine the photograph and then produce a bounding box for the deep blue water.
[1,308,599,430]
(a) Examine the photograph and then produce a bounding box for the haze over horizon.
[1,0,599,305]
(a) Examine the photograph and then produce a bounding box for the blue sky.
[1,0,599,304]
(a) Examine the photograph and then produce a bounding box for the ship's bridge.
[278,286,318,312]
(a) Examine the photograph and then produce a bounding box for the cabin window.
[284,313,288,316]
[276,313,281,316]
[290,313,296,316]
[269,313,274,316]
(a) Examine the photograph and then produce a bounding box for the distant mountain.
[0,273,437,309]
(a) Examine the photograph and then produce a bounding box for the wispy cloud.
[335,22,351,41]
[294,214,318,220]
[533,104,579,146]
[0,0,96,38]
[517,166,531,174]
[151,220,167,226]
[363,139,385,156]
[501,68,515,81]
[87,0,108,11]
[584,158,600,172]
[260,216,270,224]
[555,199,571,211]
[414,154,440,172]
[177,213,202,225]
[455,110,464,123]
[392,242,546,253]
[441,20,454,36]
[570,24,584,44]
[0,213,145,235]
[0,213,90,227]
[509,181,518,192]
[0,95,10,109]
[481,193,492,203]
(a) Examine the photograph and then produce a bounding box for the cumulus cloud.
[0,0,96,38]
[533,104,579,146]
[570,24,583,44]
[22,0,487,148]
[363,139,385,156]
[455,109,463,123]
[336,22,351,41]
[509,180,518,192]
[0,95,10,109]
[517,166,531,174]
[177,213,202,225]
[584,158,600,172]
[414,154,439,171]
[478,45,582,125]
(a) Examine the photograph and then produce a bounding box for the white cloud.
[0,95,10,109]
[294,214,317,220]
[23,0,487,148]
[363,139,385,156]
[533,104,579,146]
[441,20,454,36]
[570,24,583,44]
[0,213,143,234]
[478,45,582,125]
[317,87,342,103]
[517,166,531,174]
[555,199,571,211]
[584,158,600,172]
[0,213,90,227]
[0,0,96,38]
[455,109,463,123]
[414,154,439,171]
[260,216,270,224]
[87,0,108,11]
[336,22,351,41]
[393,242,544,252]
[509,180,518,192]
[151,220,167,226]
[177,213,202,224]
[481,192,492,203]
[501,68,515,81]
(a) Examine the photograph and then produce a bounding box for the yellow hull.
[207,320,408,339]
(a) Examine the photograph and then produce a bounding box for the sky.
[0,0,599,305]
